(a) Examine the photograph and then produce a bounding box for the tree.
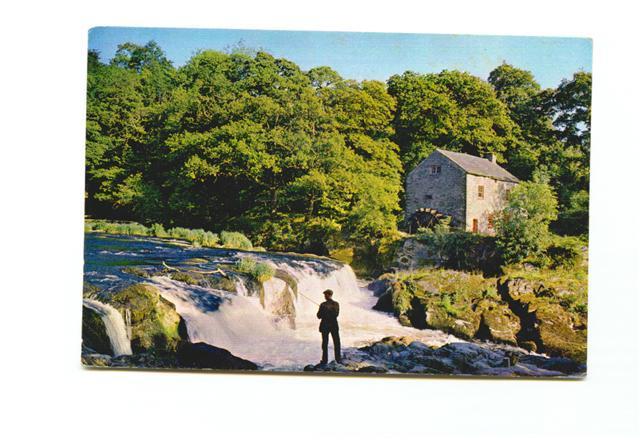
[495,179,558,264]
[388,70,517,174]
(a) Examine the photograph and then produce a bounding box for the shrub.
[546,235,584,269]
[495,180,558,264]
[87,220,233,251]
[391,281,414,316]
[150,223,168,238]
[221,231,253,250]
[415,230,500,275]
[236,257,275,283]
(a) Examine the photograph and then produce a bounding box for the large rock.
[498,278,587,363]
[394,238,442,271]
[367,278,393,297]
[473,299,520,345]
[177,342,257,370]
[82,306,113,355]
[108,283,182,353]
[372,291,393,313]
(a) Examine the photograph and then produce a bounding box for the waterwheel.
[408,208,449,233]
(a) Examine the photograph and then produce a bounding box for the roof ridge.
[434,149,519,183]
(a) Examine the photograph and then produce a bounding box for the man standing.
[316,289,341,364]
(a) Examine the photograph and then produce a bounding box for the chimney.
[486,153,497,164]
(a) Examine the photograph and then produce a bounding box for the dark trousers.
[321,328,341,363]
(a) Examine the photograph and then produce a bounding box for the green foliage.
[86,219,236,249]
[387,70,516,173]
[150,223,168,237]
[86,41,590,266]
[169,271,199,285]
[391,280,414,316]
[545,235,584,269]
[553,189,589,237]
[495,180,558,264]
[220,231,253,250]
[488,64,591,233]
[415,229,500,275]
[86,44,402,256]
[236,257,275,283]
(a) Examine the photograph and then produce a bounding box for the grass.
[235,257,276,283]
[86,219,253,250]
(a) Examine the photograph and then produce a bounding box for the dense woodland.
[86,41,591,258]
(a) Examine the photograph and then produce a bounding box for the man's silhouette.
[316,289,341,364]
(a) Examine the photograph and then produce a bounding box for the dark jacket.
[317,299,340,333]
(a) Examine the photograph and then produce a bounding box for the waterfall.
[149,257,458,368]
[83,298,133,356]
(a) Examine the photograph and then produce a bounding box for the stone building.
[405,149,519,235]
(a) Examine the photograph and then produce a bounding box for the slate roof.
[436,149,520,183]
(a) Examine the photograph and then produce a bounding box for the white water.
[149,260,460,368]
[83,298,133,356]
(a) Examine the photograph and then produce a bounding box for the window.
[424,194,433,201]
[478,185,485,199]
[431,165,441,174]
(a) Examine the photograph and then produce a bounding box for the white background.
[1,1,638,438]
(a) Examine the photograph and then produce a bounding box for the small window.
[478,185,485,199]
[431,165,441,174]
[424,194,433,201]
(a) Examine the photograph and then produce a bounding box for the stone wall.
[465,174,517,234]
[405,150,467,226]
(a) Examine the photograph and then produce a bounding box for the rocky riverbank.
[369,268,587,363]
[304,336,584,377]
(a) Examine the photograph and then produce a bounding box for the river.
[84,233,463,368]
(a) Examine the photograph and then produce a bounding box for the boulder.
[108,283,182,353]
[177,342,257,370]
[82,306,113,355]
[367,279,392,297]
[372,291,393,313]
[473,299,520,345]
[498,278,587,363]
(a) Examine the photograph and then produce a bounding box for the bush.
[546,235,584,269]
[495,180,558,264]
[150,223,168,238]
[236,257,275,283]
[220,231,253,250]
[87,220,234,250]
[415,230,500,275]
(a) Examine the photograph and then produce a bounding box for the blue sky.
[89,27,592,89]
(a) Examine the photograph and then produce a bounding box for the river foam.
[149,260,459,368]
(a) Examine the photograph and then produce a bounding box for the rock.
[394,238,443,270]
[81,353,112,367]
[108,283,182,353]
[367,279,392,297]
[356,365,388,374]
[473,299,520,345]
[177,342,257,370]
[373,291,394,313]
[519,355,585,375]
[498,278,587,363]
[82,306,113,355]
[432,342,506,373]
[424,301,480,340]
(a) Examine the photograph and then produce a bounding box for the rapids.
[147,260,459,368]
[84,233,459,368]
